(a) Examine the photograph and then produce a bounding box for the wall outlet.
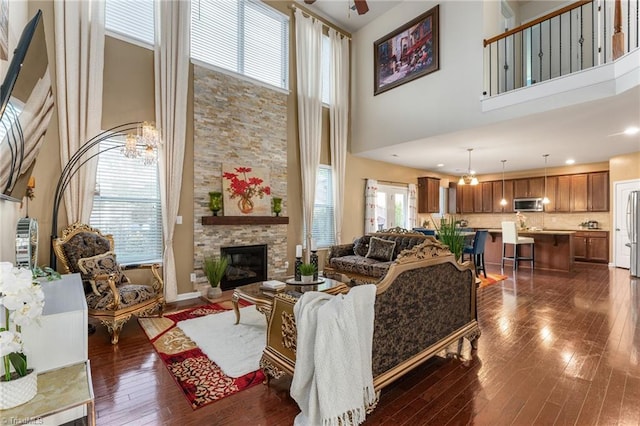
[176,215,183,225]
[284,261,289,269]
[190,272,196,282]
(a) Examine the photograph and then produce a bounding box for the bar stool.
[463,229,488,278]
[501,221,534,271]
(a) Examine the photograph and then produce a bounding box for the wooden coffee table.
[231,277,348,324]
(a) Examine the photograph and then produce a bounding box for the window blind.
[90,140,163,264]
[310,165,335,248]
[191,0,289,90]
[105,0,155,46]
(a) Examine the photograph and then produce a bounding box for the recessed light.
[392,154,399,157]
[566,159,575,165]
[436,163,444,167]
[624,126,640,135]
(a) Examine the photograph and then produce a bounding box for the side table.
[1,361,95,425]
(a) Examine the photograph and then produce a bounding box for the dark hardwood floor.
[87,263,640,425]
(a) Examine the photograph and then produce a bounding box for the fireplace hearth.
[220,244,267,290]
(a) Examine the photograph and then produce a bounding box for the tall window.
[191,0,289,90]
[376,184,408,231]
[105,0,155,46]
[310,165,335,248]
[90,139,163,264]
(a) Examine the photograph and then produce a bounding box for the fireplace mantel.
[201,216,289,226]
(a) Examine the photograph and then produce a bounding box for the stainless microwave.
[513,198,544,212]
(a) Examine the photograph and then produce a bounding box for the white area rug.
[177,305,266,378]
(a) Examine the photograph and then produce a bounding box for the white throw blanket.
[290,284,378,426]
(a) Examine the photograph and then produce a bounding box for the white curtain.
[295,10,323,260]
[155,1,190,302]
[364,179,378,234]
[408,183,417,229]
[329,29,349,245]
[53,0,105,227]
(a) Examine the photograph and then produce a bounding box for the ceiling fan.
[304,0,370,15]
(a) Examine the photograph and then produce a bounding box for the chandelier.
[121,121,159,165]
[458,148,478,186]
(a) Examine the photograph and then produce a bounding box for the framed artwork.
[222,165,271,216]
[373,5,439,95]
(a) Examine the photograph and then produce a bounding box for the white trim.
[190,58,290,95]
[174,291,201,302]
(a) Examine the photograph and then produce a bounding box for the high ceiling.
[297,1,640,175]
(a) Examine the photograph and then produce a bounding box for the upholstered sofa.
[324,227,434,282]
[260,238,480,393]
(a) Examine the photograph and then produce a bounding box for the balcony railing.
[483,0,639,96]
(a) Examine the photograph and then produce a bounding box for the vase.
[207,286,222,299]
[208,192,222,216]
[301,275,314,284]
[238,196,254,214]
[272,197,282,217]
[0,369,37,409]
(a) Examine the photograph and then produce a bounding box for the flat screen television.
[0,9,53,202]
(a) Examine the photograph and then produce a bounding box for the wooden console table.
[1,361,95,425]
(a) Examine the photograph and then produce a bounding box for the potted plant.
[298,263,317,283]
[434,216,464,262]
[0,262,44,409]
[203,255,229,299]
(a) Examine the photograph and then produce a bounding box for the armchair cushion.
[85,283,157,311]
[77,251,129,296]
[62,232,112,273]
[365,237,396,262]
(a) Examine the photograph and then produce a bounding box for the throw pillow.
[365,236,396,262]
[353,235,371,257]
[77,251,128,296]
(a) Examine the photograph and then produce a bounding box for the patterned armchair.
[53,222,164,344]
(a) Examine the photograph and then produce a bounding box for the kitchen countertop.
[486,229,576,235]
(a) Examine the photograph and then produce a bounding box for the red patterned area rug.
[138,301,265,409]
[478,273,508,288]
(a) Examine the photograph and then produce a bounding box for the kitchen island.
[484,229,576,272]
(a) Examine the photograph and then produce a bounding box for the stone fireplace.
[192,65,288,292]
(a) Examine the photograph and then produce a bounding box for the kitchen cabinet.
[588,171,609,211]
[513,177,545,198]
[417,177,441,213]
[491,180,514,212]
[574,231,609,263]
[571,174,589,212]
[482,182,493,212]
[545,175,571,212]
[456,184,475,214]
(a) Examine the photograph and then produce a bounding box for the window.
[191,0,289,90]
[309,165,335,248]
[376,184,408,231]
[105,0,155,46]
[90,139,163,264]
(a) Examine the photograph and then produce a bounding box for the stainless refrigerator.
[628,190,640,277]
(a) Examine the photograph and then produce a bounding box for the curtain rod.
[289,4,352,40]
[373,179,410,187]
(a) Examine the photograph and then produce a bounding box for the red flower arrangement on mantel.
[223,167,271,214]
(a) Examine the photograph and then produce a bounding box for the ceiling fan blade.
[354,0,369,15]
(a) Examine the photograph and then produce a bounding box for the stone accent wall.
[193,66,288,290]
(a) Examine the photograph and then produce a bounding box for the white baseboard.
[174,291,201,302]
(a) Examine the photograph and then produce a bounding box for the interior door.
[614,180,640,268]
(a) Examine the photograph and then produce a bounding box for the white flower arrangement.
[515,211,528,229]
[0,262,44,381]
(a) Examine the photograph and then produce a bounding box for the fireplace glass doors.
[220,244,267,290]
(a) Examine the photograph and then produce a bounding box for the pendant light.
[542,154,550,204]
[500,160,507,206]
[458,148,479,186]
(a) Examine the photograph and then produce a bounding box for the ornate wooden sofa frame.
[260,238,480,392]
[324,227,434,283]
[53,222,165,344]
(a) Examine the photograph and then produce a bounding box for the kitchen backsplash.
[447,212,610,231]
